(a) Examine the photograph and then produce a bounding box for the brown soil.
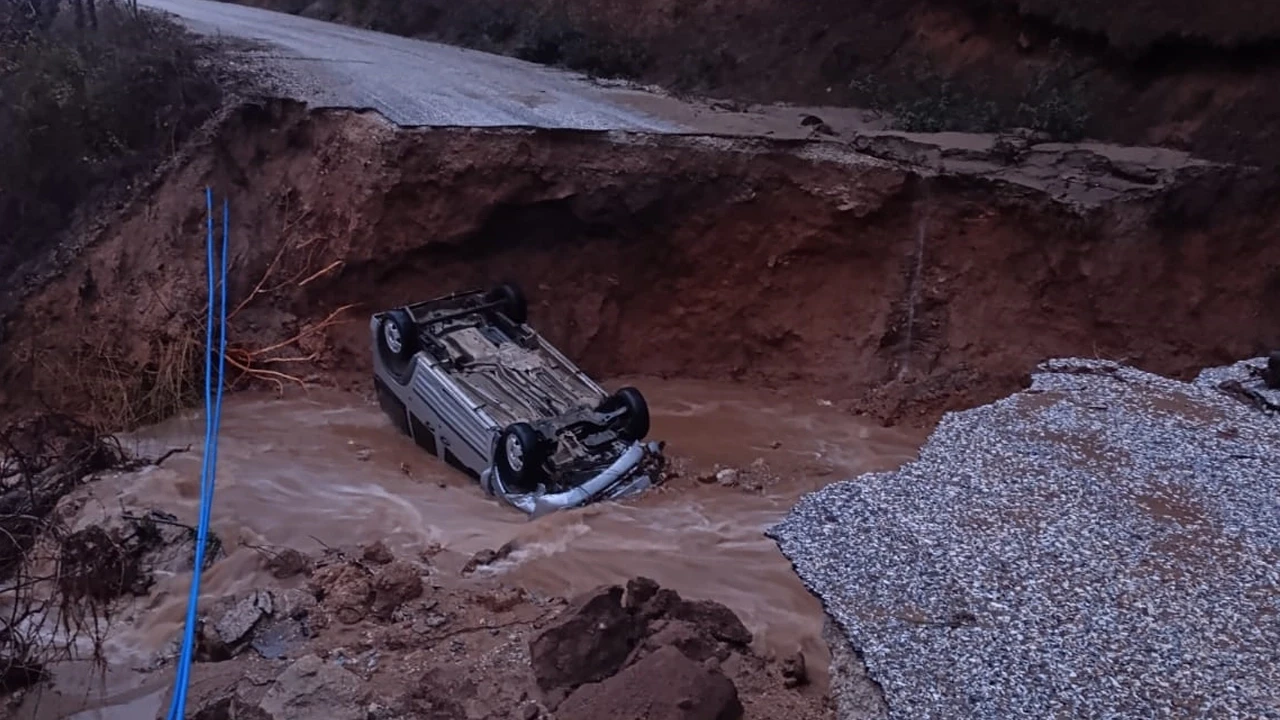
[135,545,831,720]
[1,99,1278,430]
[231,0,1280,165]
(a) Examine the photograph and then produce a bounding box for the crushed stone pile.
[770,357,1280,719]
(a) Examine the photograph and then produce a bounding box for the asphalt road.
[139,0,872,137]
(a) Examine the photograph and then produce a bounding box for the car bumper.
[481,440,665,517]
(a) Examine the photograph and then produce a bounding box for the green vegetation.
[0,0,226,276]
[852,64,1093,141]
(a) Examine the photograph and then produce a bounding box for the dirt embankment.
[1,99,1278,431]
[225,0,1280,165]
[0,4,239,315]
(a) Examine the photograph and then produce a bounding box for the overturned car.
[371,283,665,516]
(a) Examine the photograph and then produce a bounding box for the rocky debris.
[266,548,311,579]
[639,619,729,664]
[406,665,477,719]
[203,588,318,661]
[771,357,1280,719]
[309,562,374,625]
[361,540,394,565]
[667,599,752,646]
[215,590,275,647]
[305,552,431,626]
[780,651,808,689]
[530,586,640,695]
[59,509,222,601]
[530,578,756,707]
[189,696,272,720]
[461,540,518,575]
[820,617,889,720]
[114,558,819,720]
[694,459,779,493]
[370,561,424,620]
[624,576,660,610]
[556,646,744,720]
[472,586,529,614]
[1195,353,1280,414]
[259,654,371,720]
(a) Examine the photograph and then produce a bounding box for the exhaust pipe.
[487,442,648,517]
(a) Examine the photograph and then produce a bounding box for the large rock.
[667,599,752,647]
[555,645,743,720]
[214,590,274,647]
[529,586,643,693]
[530,578,760,702]
[258,654,371,720]
[370,561,423,620]
[308,562,373,624]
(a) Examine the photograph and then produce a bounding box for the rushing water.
[18,377,924,719]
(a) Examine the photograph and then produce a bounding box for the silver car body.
[370,287,663,516]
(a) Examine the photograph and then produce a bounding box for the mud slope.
[2,99,1278,429]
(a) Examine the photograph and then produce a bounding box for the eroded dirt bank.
[228,0,1280,163]
[1,99,1278,431]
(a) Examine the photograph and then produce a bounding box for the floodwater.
[19,377,924,719]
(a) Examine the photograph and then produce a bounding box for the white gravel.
[769,357,1280,719]
[1195,355,1280,415]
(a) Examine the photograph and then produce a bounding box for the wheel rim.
[384,321,402,355]
[504,434,524,472]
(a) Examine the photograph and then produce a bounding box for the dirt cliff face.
[1,100,1278,430]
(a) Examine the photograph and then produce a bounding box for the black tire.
[599,386,650,441]
[485,282,528,325]
[495,422,547,492]
[379,309,417,362]
[1267,351,1280,390]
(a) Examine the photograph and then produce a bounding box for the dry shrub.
[24,323,204,432]
[0,0,225,292]
[0,413,132,694]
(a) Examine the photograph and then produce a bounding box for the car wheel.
[380,309,417,362]
[496,422,546,492]
[485,282,528,325]
[599,386,650,441]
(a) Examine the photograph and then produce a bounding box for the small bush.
[853,64,1092,141]
[507,10,651,80]
[0,2,225,282]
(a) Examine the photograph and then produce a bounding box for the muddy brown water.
[21,377,923,719]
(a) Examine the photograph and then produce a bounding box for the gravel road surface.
[139,0,875,137]
[770,357,1280,719]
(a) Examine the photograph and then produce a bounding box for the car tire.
[600,386,651,441]
[380,309,417,362]
[486,282,528,325]
[495,422,546,492]
[1267,350,1280,390]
